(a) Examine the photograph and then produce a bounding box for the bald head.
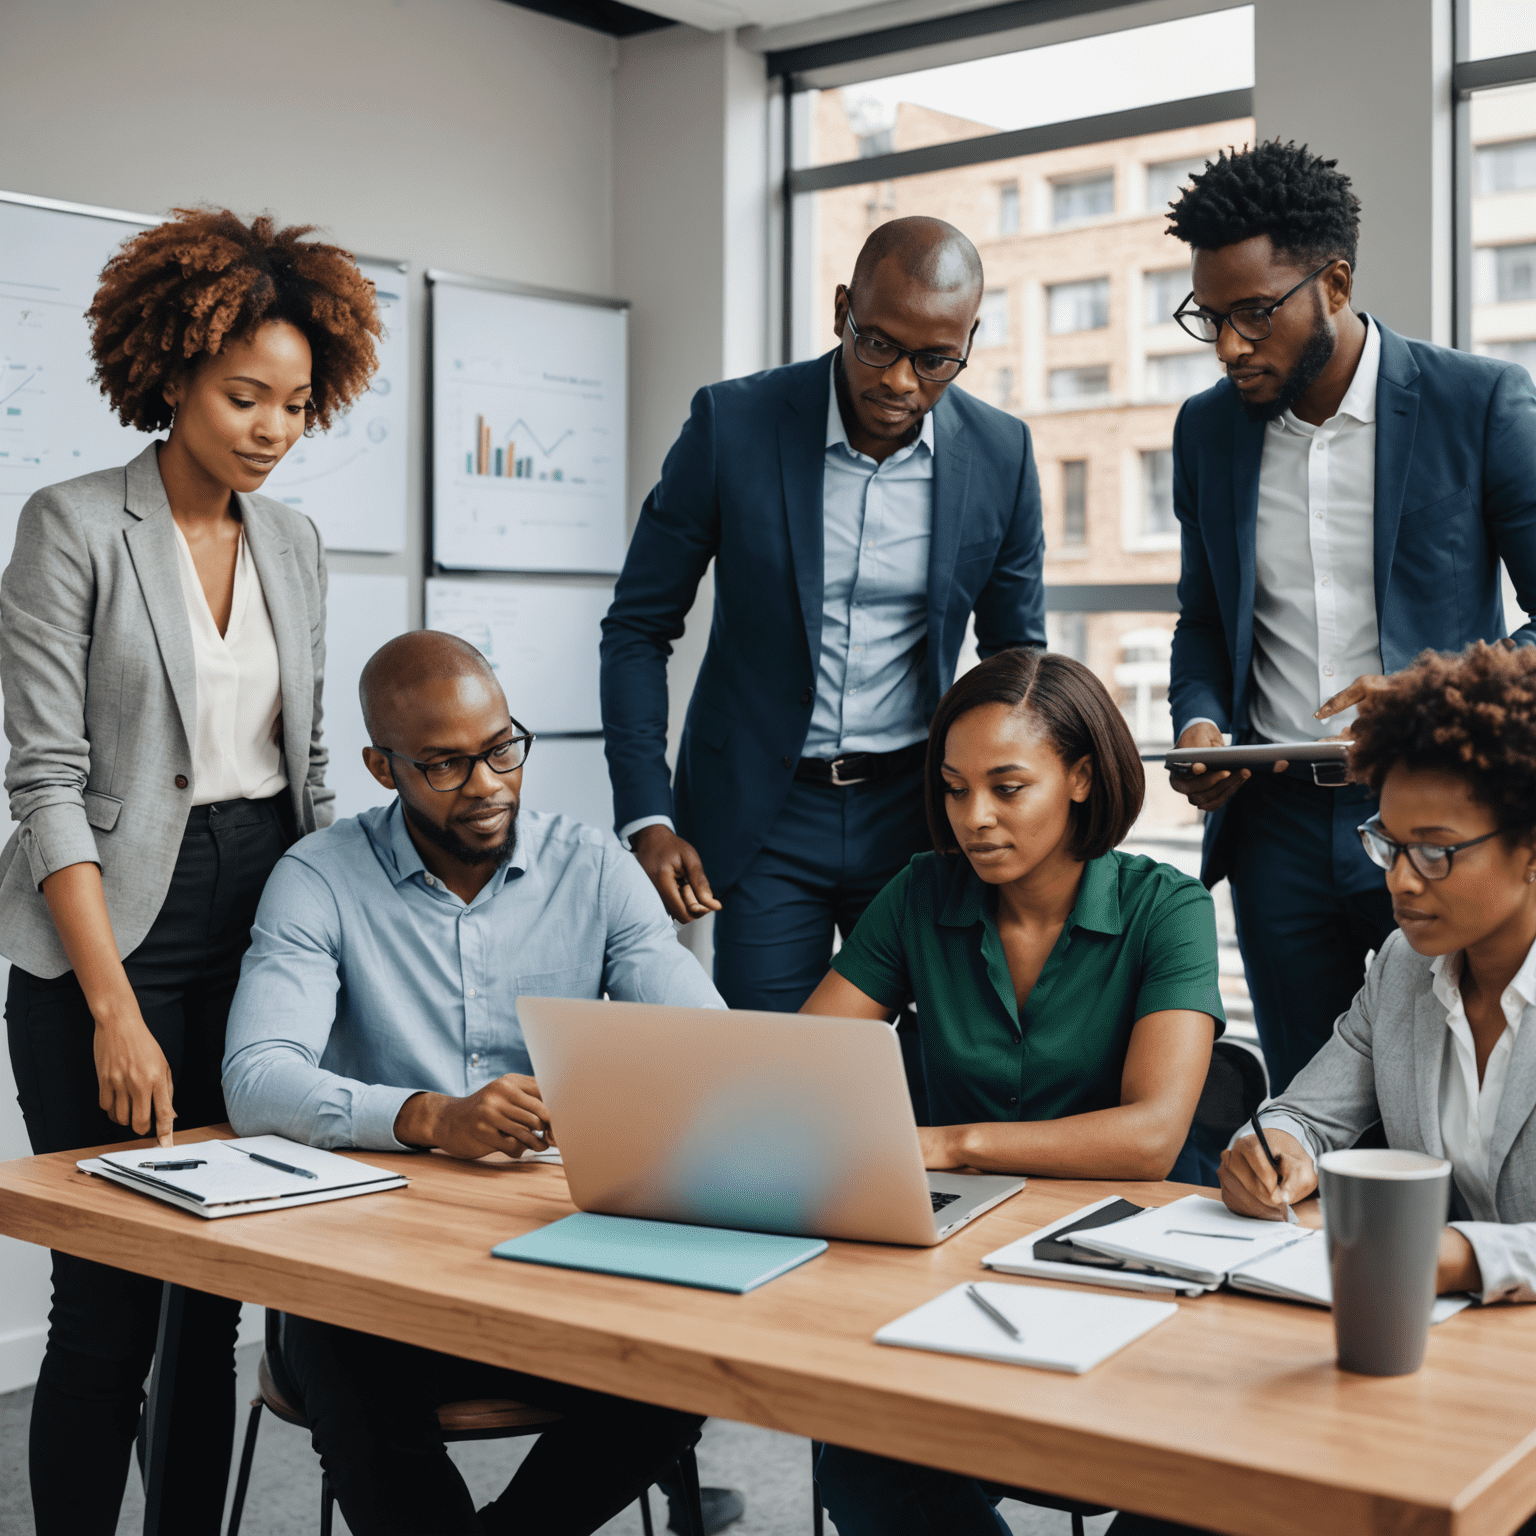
[850,216,983,302]
[360,630,502,747]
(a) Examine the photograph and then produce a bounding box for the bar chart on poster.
[0,193,154,566]
[259,257,410,554]
[430,274,627,574]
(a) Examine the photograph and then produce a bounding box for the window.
[1062,460,1087,545]
[1475,242,1536,304]
[1146,156,1210,212]
[1140,449,1176,538]
[1047,278,1111,334]
[993,367,1014,408]
[1143,268,1190,327]
[1052,171,1115,225]
[998,181,1020,236]
[1050,611,1089,661]
[1049,366,1111,402]
[976,290,1010,347]
[1479,338,1536,383]
[1476,137,1536,194]
[1145,352,1220,401]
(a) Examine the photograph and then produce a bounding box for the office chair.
[226,1309,705,1536]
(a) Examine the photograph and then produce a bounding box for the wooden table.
[3,1127,1535,1536]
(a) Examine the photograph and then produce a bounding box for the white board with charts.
[0,191,410,562]
[429,273,627,574]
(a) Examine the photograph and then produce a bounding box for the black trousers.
[281,1315,705,1536]
[6,794,293,1536]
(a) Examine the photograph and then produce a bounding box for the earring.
[1527,871,1535,885]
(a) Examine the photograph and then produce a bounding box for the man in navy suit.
[1163,141,1536,1095]
[601,217,1044,1015]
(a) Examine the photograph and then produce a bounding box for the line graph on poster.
[431,273,627,574]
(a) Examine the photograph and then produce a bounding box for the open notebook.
[79,1136,408,1218]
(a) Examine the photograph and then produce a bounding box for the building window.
[976,289,1010,347]
[1143,267,1190,327]
[1052,171,1115,225]
[993,366,1014,408]
[1062,460,1087,545]
[1048,365,1111,403]
[1475,137,1536,194]
[1051,611,1089,661]
[998,181,1020,235]
[1474,242,1536,304]
[1145,155,1210,212]
[1047,277,1111,334]
[1144,352,1220,401]
[1140,449,1176,538]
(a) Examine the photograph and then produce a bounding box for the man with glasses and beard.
[601,215,1044,1028]
[221,630,720,1536]
[1162,139,1536,1101]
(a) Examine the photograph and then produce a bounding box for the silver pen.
[965,1283,1021,1341]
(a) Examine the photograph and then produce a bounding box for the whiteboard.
[430,275,627,574]
[520,737,613,831]
[324,572,412,821]
[260,257,410,554]
[0,193,154,565]
[424,577,611,734]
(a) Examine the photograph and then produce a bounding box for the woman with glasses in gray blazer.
[0,208,380,1536]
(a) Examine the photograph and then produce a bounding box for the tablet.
[1163,740,1351,774]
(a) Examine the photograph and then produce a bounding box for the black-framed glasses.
[844,305,969,383]
[379,726,536,793]
[1357,816,1500,882]
[1173,261,1337,344]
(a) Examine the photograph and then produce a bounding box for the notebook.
[78,1135,408,1219]
[492,1212,827,1293]
[875,1281,1179,1374]
[983,1197,1214,1296]
[1228,1229,1472,1324]
[1062,1193,1312,1286]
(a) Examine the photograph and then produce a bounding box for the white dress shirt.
[172,522,287,806]
[1248,316,1383,743]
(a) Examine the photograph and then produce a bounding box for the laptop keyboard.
[930,1191,962,1213]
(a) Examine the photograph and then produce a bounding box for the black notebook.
[1031,1198,1145,1268]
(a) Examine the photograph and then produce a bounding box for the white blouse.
[171,522,287,806]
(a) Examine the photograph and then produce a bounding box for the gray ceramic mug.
[1318,1148,1452,1376]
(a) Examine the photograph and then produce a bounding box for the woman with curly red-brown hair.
[0,207,380,1535]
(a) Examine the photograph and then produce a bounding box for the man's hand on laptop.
[394,1074,555,1161]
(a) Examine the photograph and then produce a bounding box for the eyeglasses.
[1357,816,1500,882]
[379,727,535,793]
[1172,261,1337,344]
[844,305,969,383]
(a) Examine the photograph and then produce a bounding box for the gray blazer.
[1269,928,1536,1304]
[0,442,333,978]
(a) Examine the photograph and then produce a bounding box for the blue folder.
[492,1212,827,1294]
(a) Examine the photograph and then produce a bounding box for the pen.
[230,1146,318,1180]
[1250,1113,1300,1225]
[965,1283,1021,1341]
[138,1159,206,1171]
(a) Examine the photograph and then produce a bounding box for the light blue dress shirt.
[222,800,724,1151]
[803,359,935,758]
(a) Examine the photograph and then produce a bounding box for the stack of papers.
[79,1135,408,1219]
[876,1281,1178,1374]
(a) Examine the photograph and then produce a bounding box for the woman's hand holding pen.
[93,1007,176,1147]
[1219,1129,1317,1220]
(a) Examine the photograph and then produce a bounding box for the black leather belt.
[795,740,927,787]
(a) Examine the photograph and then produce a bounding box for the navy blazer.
[1168,319,1536,885]
[600,352,1045,895]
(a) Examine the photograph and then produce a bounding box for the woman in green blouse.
[805,647,1224,1536]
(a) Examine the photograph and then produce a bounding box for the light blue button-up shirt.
[222,800,723,1151]
[803,359,935,757]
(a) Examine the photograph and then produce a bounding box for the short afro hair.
[1348,642,1536,843]
[88,207,382,434]
[1166,140,1361,274]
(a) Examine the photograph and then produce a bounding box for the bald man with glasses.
[601,216,1045,1025]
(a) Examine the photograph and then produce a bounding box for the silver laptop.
[519,997,1026,1247]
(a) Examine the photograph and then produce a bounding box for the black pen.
[138,1159,207,1171]
[1249,1113,1300,1225]
[965,1283,1021,1341]
[230,1145,318,1180]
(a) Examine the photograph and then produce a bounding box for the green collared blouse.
[831,848,1225,1127]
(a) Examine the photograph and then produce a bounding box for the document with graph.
[430,274,627,574]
